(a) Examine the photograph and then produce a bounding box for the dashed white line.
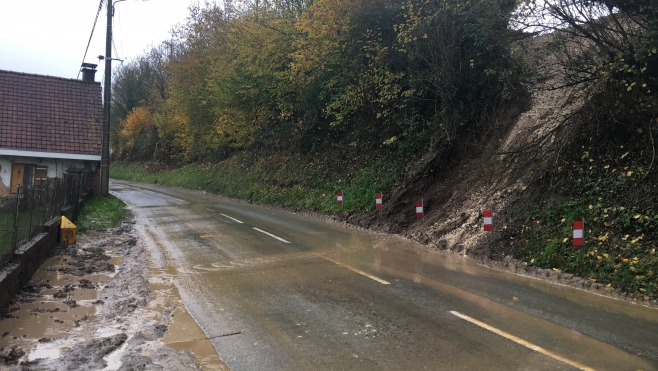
[253,228,290,243]
[450,311,596,371]
[319,255,391,285]
[219,213,244,224]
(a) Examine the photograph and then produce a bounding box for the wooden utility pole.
[100,0,113,196]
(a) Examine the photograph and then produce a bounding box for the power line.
[114,6,124,60]
[77,0,106,78]
[112,37,120,60]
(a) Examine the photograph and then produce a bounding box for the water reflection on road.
[112,179,658,371]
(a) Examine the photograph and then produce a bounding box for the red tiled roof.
[0,69,102,156]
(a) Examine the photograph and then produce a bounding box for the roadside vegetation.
[109,0,658,300]
[500,0,658,300]
[76,196,127,232]
[112,152,407,213]
[506,141,658,299]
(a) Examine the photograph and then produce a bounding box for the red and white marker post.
[483,210,493,232]
[573,220,584,247]
[337,191,343,206]
[375,193,383,209]
[416,200,424,219]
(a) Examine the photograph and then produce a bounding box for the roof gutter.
[0,149,101,161]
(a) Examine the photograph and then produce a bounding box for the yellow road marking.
[319,255,390,285]
[253,228,290,243]
[450,311,596,371]
[219,213,244,224]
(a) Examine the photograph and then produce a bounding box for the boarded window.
[35,167,48,186]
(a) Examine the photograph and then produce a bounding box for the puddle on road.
[145,266,229,371]
[39,287,99,301]
[0,254,110,362]
[311,234,658,370]
[108,256,124,266]
[168,339,224,369]
[323,233,658,322]
[30,263,114,286]
[191,251,318,273]
[28,343,65,361]
[1,248,226,370]
[0,301,96,340]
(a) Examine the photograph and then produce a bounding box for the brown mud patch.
[0,211,224,370]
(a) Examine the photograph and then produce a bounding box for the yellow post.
[60,216,77,244]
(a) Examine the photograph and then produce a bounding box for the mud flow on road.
[0,213,227,370]
[111,180,658,371]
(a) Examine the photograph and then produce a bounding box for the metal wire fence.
[0,171,92,266]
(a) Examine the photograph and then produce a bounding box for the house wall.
[0,156,99,196]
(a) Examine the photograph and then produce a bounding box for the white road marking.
[219,213,244,224]
[319,255,391,285]
[450,311,596,371]
[253,228,290,243]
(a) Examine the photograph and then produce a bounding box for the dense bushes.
[110,0,524,166]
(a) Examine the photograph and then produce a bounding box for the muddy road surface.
[0,211,227,370]
[110,179,658,371]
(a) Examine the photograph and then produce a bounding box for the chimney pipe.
[80,63,98,82]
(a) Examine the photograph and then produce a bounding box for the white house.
[0,67,103,196]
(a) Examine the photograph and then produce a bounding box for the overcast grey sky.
[0,0,196,81]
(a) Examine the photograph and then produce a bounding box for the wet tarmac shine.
[112,180,658,371]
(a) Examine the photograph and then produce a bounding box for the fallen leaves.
[631,235,644,244]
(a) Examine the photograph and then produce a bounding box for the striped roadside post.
[573,221,584,247]
[416,200,424,219]
[483,210,493,232]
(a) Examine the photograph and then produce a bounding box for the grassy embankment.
[507,140,658,300]
[110,154,407,214]
[76,195,127,232]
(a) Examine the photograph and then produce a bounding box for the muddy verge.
[0,212,203,370]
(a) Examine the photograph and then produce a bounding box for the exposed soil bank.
[0,212,227,370]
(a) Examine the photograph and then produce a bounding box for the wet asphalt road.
[111,180,658,371]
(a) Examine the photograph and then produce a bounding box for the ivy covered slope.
[109,0,658,300]
[508,135,658,299]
